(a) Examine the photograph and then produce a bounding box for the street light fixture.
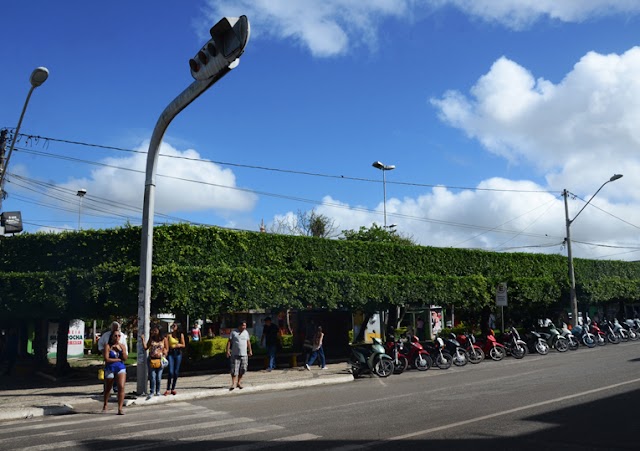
[76,189,87,230]
[0,67,49,208]
[136,16,250,395]
[564,173,623,325]
[372,160,395,228]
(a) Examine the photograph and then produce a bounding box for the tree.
[269,209,338,238]
[341,223,416,246]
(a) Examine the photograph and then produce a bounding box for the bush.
[189,336,228,359]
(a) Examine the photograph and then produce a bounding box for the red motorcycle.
[386,334,432,372]
[588,321,607,346]
[456,332,484,364]
[477,329,506,361]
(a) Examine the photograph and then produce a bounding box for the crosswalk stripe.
[11,417,255,451]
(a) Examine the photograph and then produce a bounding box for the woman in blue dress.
[102,331,127,415]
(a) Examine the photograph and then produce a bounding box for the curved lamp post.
[136,16,250,395]
[564,174,623,325]
[372,161,395,228]
[0,67,49,205]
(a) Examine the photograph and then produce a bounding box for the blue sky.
[2,0,640,260]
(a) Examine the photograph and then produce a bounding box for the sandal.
[117,410,125,415]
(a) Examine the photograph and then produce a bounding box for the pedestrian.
[141,325,167,398]
[191,323,201,342]
[226,320,252,390]
[260,317,280,372]
[165,323,185,395]
[102,329,127,415]
[304,326,326,370]
[97,322,128,394]
[416,317,425,341]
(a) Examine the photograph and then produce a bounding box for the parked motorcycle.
[477,329,507,361]
[350,337,395,378]
[386,334,432,372]
[443,333,468,366]
[526,330,550,355]
[571,324,596,348]
[623,318,640,341]
[589,320,610,346]
[422,337,453,369]
[538,320,569,352]
[561,323,580,350]
[612,318,630,342]
[385,337,409,374]
[457,332,485,364]
[501,326,527,359]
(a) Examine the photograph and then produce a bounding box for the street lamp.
[136,16,250,395]
[0,67,49,208]
[564,174,623,325]
[76,189,87,230]
[372,160,395,228]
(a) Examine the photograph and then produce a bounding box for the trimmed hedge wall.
[1,223,639,320]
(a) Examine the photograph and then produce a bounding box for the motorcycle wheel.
[584,334,596,348]
[535,340,549,355]
[555,338,569,352]
[414,354,432,371]
[568,338,579,351]
[453,349,468,366]
[618,330,629,342]
[468,347,485,364]
[596,335,606,346]
[393,356,409,374]
[512,344,526,359]
[374,357,394,377]
[606,332,620,344]
[489,346,505,361]
[436,352,453,369]
[628,329,639,341]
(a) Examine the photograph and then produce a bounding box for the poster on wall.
[47,319,85,358]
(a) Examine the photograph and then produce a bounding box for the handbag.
[150,358,161,369]
[161,356,169,369]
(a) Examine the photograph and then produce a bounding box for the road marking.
[327,376,640,450]
[216,432,320,451]
[395,376,640,442]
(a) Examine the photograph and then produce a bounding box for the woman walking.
[165,323,186,395]
[102,330,127,415]
[304,326,327,370]
[141,325,167,398]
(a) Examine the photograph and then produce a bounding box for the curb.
[0,374,354,422]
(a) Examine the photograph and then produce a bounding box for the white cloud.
[203,0,640,57]
[57,141,257,221]
[431,47,640,197]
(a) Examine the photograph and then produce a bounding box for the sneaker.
[146,394,153,400]
[163,391,170,396]
[304,364,310,371]
[154,393,160,397]
[266,368,272,372]
[321,366,328,370]
[171,390,177,395]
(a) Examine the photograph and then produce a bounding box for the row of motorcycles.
[349,317,640,378]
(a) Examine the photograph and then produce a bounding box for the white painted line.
[272,433,320,441]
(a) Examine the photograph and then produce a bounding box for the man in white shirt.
[226,321,252,390]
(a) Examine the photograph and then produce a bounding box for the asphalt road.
[1,341,639,450]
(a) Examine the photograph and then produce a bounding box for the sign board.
[496,283,508,307]
[47,319,85,358]
[1,211,23,233]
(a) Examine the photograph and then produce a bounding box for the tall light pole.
[372,161,395,228]
[564,174,623,325]
[136,16,250,395]
[76,189,87,230]
[0,67,49,209]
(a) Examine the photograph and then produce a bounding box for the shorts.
[105,368,126,379]
[230,355,248,376]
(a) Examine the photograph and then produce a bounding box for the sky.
[1,0,640,261]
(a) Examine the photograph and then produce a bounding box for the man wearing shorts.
[226,321,252,390]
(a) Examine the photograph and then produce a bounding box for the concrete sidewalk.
[0,362,353,422]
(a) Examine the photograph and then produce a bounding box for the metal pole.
[78,196,83,230]
[564,189,578,325]
[382,169,387,228]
